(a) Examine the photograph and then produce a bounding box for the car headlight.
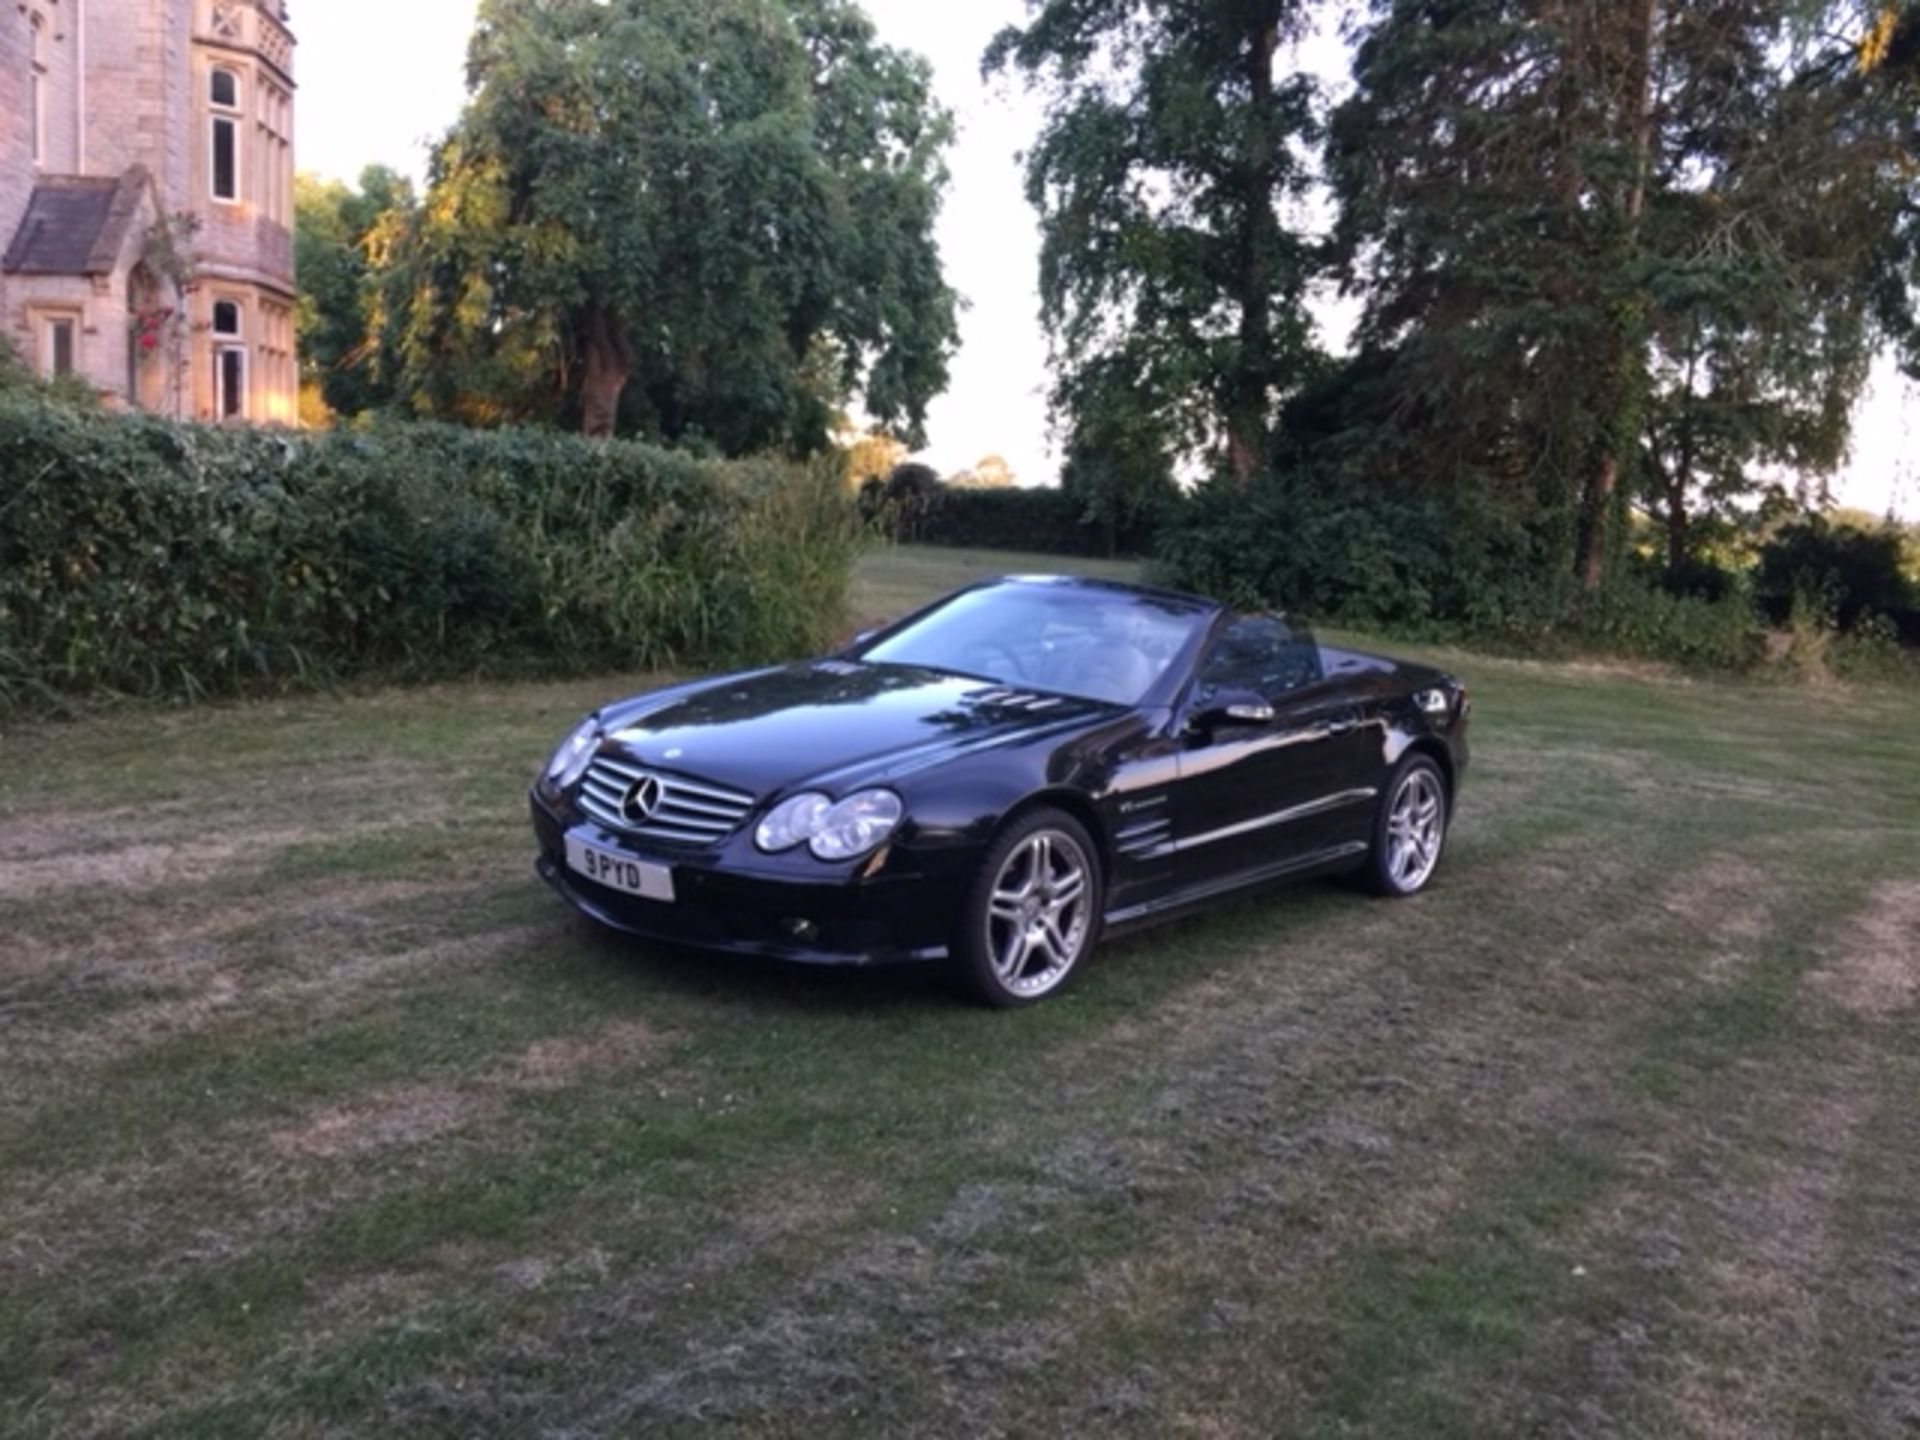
[755,792,833,853]
[755,788,903,861]
[545,716,601,790]
[808,790,905,861]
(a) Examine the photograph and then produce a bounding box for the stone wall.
[0,10,31,359]
[29,1,82,172]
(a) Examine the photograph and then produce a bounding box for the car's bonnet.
[599,661,1114,796]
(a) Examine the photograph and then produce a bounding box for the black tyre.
[1363,754,1449,897]
[951,807,1103,1008]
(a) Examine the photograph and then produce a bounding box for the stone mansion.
[1,0,296,423]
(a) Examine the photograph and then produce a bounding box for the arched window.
[209,67,242,203]
[29,12,47,169]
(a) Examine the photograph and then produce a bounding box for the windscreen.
[859,584,1210,705]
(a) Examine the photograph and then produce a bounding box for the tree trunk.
[1664,471,1689,579]
[579,306,634,440]
[1664,345,1698,583]
[1576,0,1659,592]
[1225,15,1281,491]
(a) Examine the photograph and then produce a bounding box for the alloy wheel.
[984,829,1092,997]
[1384,766,1446,892]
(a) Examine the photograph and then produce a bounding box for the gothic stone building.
[1,0,296,423]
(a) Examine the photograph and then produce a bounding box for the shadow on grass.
[558,921,960,1014]
[535,866,1364,1025]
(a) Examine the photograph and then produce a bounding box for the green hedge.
[890,484,1163,557]
[1156,478,1771,670]
[0,398,859,712]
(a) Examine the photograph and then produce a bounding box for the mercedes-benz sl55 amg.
[530,576,1470,1006]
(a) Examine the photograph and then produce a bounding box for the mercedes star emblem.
[621,774,664,823]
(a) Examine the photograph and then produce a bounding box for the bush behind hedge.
[1154,478,1772,671]
[874,481,1164,557]
[0,398,859,712]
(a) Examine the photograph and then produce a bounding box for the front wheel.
[1364,755,1449,897]
[951,808,1102,1008]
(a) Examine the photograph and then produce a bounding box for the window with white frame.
[212,300,246,419]
[29,11,47,169]
[210,67,242,203]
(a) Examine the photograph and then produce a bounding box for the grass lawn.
[3,543,1917,1437]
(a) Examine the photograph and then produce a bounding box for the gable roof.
[3,167,156,277]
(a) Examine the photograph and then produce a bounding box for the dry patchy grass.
[2,549,1917,1437]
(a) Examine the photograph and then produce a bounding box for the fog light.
[782,917,820,944]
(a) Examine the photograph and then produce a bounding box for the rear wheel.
[1364,754,1449,897]
[951,808,1102,1008]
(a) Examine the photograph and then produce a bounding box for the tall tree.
[986,0,1323,489]
[294,166,416,422]
[1331,0,1917,591]
[388,0,958,451]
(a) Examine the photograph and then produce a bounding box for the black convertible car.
[531,575,1469,1006]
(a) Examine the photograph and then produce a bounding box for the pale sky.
[298,0,1916,518]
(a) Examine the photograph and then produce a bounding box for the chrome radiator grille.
[577,754,756,847]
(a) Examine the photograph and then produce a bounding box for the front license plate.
[566,833,676,903]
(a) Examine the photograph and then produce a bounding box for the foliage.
[0,396,860,713]
[859,454,1170,557]
[1155,474,1769,669]
[1058,399,1187,560]
[841,431,909,493]
[381,0,958,451]
[909,484,1163,558]
[293,167,418,422]
[1327,0,1917,593]
[0,333,100,411]
[1827,612,1918,680]
[950,455,1016,489]
[986,0,1323,489]
[1156,475,1548,630]
[0,334,34,393]
[1754,515,1920,633]
[857,460,944,533]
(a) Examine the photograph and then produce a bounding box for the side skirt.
[1099,841,1370,935]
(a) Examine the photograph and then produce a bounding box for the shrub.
[1755,518,1917,633]
[860,460,1171,557]
[0,397,859,713]
[1155,475,1769,670]
[1155,477,1547,630]
[916,486,1101,555]
[1828,612,1917,682]
[1566,577,1768,671]
[858,462,943,536]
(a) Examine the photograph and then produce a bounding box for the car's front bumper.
[530,790,971,965]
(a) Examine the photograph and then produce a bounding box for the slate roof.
[3,168,153,277]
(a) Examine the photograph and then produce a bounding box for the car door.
[1171,614,1366,893]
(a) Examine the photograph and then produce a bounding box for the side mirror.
[1189,687,1276,731]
